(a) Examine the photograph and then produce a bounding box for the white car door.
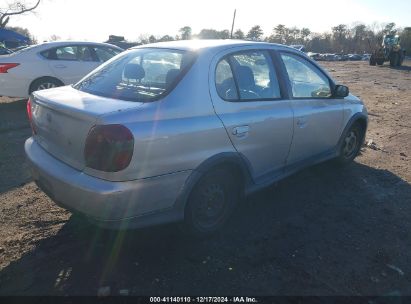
[46,45,100,85]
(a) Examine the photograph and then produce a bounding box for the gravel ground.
[0,61,410,296]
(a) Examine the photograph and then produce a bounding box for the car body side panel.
[47,59,100,85]
[337,94,368,151]
[274,51,345,165]
[208,45,294,183]
[286,98,344,164]
[0,52,56,97]
[210,100,294,183]
[84,57,236,181]
[0,72,32,97]
[342,93,368,131]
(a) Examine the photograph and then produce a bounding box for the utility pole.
[230,9,237,39]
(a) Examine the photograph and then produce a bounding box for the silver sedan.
[25,40,367,237]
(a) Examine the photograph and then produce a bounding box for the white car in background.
[0,41,123,98]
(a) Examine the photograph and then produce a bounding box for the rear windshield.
[74,48,196,102]
[12,44,38,54]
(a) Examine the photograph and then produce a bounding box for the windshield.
[383,36,398,46]
[74,48,196,102]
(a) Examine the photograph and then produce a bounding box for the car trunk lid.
[31,86,143,171]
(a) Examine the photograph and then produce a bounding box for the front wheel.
[335,124,364,165]
[183,168,240,238]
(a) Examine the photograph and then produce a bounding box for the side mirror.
[334,85,349,98]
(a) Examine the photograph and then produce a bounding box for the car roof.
[132,39,294,53]
[39,40,119,47]
[15,41,123,53]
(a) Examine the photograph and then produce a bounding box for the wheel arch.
[337,113,368,155]
[173,152,252,215]
[28,76,65,95]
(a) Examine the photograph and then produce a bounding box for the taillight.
[27,98,32,121]
[84,125,134,172]
[26,98,36,134]
[0,63,19,73]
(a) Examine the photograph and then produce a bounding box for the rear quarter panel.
[2,51,59,97]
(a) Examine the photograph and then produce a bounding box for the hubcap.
[343,130,358,159]
[37,82,57,90]
[194,183,226,229]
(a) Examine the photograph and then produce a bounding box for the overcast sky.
[4,0,411,42]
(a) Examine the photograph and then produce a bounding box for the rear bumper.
[25,137,190,229]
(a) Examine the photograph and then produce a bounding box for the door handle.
[232,125,249,137]
[54,64,67,69]
[296,116,308,128]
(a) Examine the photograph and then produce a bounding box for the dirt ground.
[0,61,410,296]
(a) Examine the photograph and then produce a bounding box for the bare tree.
[148,35,157,43]
[0,0,41,28]
[179,26,192,40]
[48,34,60,41]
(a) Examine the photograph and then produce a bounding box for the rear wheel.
[398,52,405,67]
[183,168,240,238]
[335,124,364,165]
[390,53,399,67]
[369,55,376,66]
[376,58,384,66]
[29,77,64,94]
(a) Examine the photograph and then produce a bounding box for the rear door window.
[77,46,95,62]
[55,46,78,60]
[215,50,281,101]
[215,59,238,100]
[41,46,79,61]
[232,51,281,100]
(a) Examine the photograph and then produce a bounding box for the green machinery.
[369,34,406,67]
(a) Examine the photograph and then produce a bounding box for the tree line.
[6,22,411,55]
[2,0,410,55]
[146,23,410,55]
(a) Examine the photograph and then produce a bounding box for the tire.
[29,77,64,94]
[398,52,404,67]
[376,59,384,66]
[390,53,399,67]
[369,56,376,66]
[183,168,240,238]
[335,123,364,165]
